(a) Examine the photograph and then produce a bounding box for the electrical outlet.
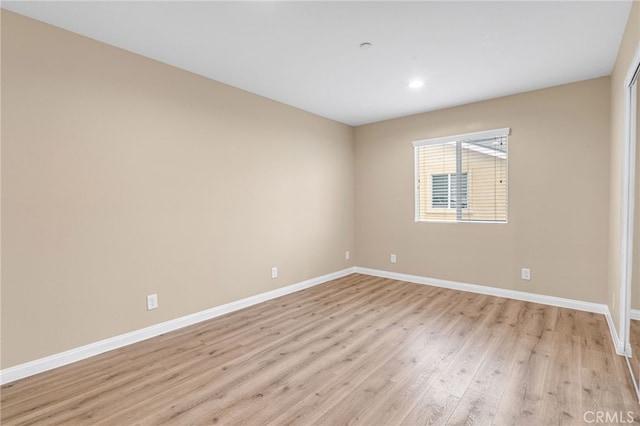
[147,294,158,310]
[390,254,397,264]
[345,250,350,260]
[271,267,278,279]
[521,268,531,281]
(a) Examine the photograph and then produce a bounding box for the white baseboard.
[607,308,625,356]
[1,266,625,384]
[354,267,625,355]
[630,309,640,356]
[0,267,356,385]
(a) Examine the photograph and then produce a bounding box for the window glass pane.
[414,129,508,223]
[460,138,507,221]
[451,173,468,209]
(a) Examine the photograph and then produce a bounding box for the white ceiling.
[2,1,633,126]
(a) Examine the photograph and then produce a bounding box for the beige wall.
[1,11,355,368]
[355,77,611,303]
[609,1,640,337]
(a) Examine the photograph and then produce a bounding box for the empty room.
[2,1,640,425]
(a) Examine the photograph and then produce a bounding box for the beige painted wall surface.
[1,12,355,368]
[609,0,640,337]
[355,77,610,303]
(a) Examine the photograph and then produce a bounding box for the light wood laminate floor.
[1,274,638,425]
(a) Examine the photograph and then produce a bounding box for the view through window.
[413,128,509,222]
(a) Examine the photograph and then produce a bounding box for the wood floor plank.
[431,327,503,398]
[446,387,500,426]
[540,335,584,425]
[479,335,550,425]
[467,327,519,399]
[251,285,463,426]
[309,316,463,424]
[400,386,460,426]
[347,330,463,425]
[1,274,637,425]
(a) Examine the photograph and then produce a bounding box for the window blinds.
[413,128,509,223]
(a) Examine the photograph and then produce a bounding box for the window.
[413,128,509,223]
[431,173,467,209]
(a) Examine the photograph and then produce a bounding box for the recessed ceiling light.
[360,42,373,49]
[408,79,424,89]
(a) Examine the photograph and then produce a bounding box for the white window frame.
[413,127,510,223]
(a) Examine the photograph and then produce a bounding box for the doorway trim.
[620,41,640,358]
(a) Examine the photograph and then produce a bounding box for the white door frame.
[620,41,640,358]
